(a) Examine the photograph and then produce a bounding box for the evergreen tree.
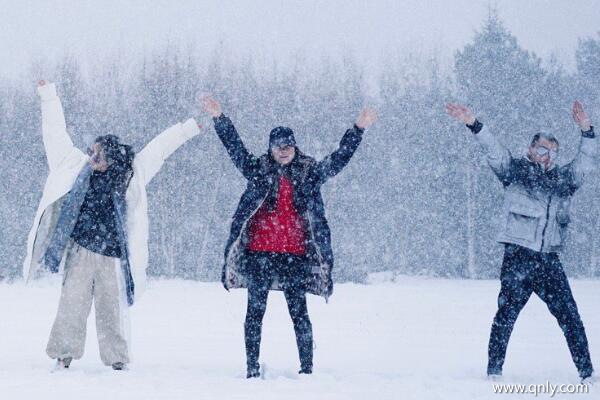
[575,33,600,277]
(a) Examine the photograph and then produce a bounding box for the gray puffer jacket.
[475,126,597,253]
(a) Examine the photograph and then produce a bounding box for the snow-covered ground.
[0,277,597,399]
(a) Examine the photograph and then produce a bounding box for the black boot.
[112,362,127,371]
[247,364,260,379]
[299,366,312,375]
[56,357,72,369]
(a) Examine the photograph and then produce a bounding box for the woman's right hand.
[201,95,223,118]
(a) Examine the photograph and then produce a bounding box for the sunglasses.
[86,147,107,164]
[535,146,558,160]
[86,147,97,161]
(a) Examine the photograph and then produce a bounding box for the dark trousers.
[243,252,313,371]
[487,244,593,378]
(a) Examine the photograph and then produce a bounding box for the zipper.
[306,210,330,302]
[228,192,269,263]
[27,210,46,283]
[297,162,323,266]
[305,211,324,266]
[540,195,552,251]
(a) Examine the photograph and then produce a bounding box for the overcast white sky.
[1,0,599,79]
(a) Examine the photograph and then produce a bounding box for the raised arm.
[315,107,377,184]
[37,80,84,170]
[135,118,201,185]
[559,101,597,189]
[202,96,260,180]
[446,103,512,181]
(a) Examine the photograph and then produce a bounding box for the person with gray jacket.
[446,101,596,382]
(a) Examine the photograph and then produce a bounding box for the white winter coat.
[23,83,200,302]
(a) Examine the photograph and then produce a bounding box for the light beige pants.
[46,242,130,365]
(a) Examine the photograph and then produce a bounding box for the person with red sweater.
[201,96,377,378]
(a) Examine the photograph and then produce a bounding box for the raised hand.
[446,103,476,126]
[572,101,592,132]
[201,95,223,118]
[356,107,378,130]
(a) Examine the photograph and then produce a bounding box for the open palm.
[445,103,476,126]
[572,101,592,131]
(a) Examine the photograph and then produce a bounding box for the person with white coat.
[25,80,202,370]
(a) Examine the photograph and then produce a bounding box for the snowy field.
[0,277,598,399]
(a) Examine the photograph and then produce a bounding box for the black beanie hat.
[269,126,296,149]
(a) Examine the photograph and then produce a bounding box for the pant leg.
[532,253,594,378]
[243,253,272,370]
[487,244,535,375]
[280,258,313,370]
[46,243,95,360]
[93,254,130,366]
